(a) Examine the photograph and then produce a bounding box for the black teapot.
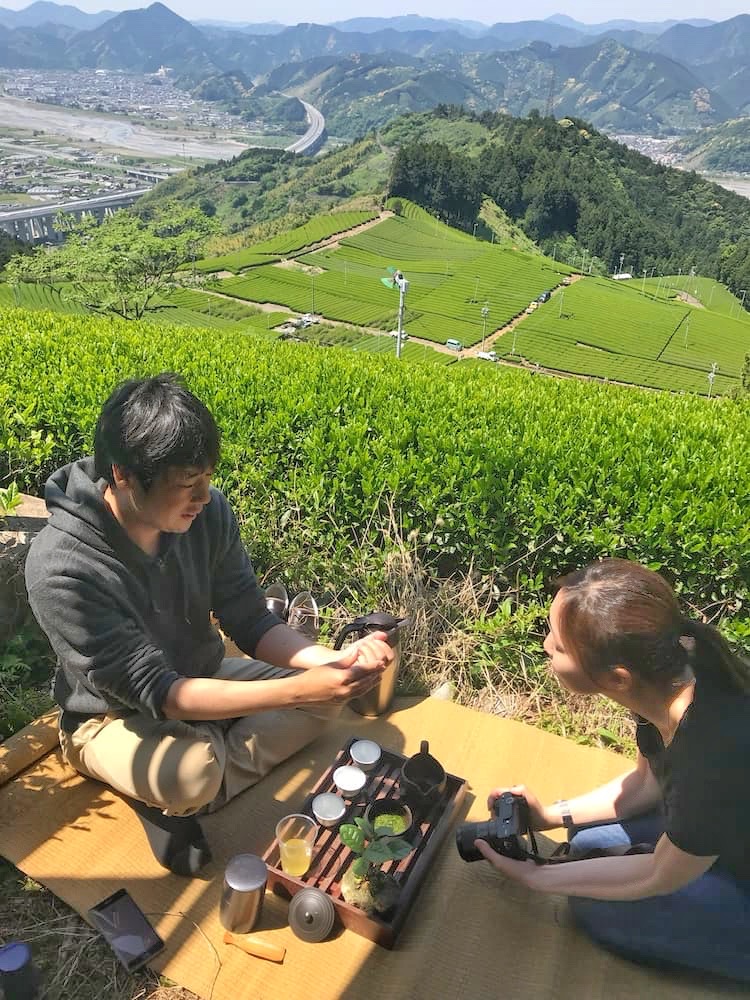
[399,740,447,812]
[333,612,407,717]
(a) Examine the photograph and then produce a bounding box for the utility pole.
[558,287,565,318]
[311,273,315,316]
[683,314,691,348]
[619,252,625,276]
[481,303,490,352]
[394,270,409,361]
[473,222,478,238]
[642,269,647,295]
[473,275,480,303]
[708,362,718,398]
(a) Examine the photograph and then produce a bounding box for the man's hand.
[295,643,386,705]
[324,630,394,672]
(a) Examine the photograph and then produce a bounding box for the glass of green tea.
[276,814,318,877]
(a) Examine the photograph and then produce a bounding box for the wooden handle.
[223,931,286,963]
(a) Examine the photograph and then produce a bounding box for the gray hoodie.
[25,458,282,731]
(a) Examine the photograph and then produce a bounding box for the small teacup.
[332,765,367,799]
[311,792,347,829]
[350,739,381,772]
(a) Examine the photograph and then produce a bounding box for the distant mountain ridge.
[0,1,115,30]
[266,37,732,137]
[0,3,746,134]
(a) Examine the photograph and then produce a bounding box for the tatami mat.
[0,697,740,999]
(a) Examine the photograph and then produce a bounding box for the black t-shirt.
[636,675,750,880]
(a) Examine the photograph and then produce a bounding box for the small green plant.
[0,481,22,519]
[339,815,412,880]
[0,621,55,740]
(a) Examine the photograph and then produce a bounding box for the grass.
[0,619,55,740]
[0,860,199,1000]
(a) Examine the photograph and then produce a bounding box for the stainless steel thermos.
[333,612,408,717]
[219,854,268,934]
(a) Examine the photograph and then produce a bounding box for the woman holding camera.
[477,558,750,982]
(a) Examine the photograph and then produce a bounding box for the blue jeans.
[567,811,750,983]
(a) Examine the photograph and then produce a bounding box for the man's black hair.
[94,373,220,490]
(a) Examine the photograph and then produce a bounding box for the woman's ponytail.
[680,618,750,694]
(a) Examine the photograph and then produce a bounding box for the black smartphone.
[88,889,164,972]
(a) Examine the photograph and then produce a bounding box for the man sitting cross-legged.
[25,373,391,875]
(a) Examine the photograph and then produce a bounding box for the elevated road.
[284,99,326,156]
[0,188,150,243]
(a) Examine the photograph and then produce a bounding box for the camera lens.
[455,819,491,863]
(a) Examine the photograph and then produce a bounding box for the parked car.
[389,329,409,340]
[445,338,463,351]
[525,301,539,314]
[537,290,552,303]
[477,351,498,362]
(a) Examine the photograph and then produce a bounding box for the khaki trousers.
[59,658,339,816]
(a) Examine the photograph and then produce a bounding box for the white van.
[445,338,463,352]
[477,351,498,362]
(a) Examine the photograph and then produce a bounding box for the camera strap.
[528,841,656,865]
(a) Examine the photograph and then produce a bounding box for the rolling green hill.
[674,117,750,173]
[7,200,747,395]
[137,109,750,296]
[266,38,729,139]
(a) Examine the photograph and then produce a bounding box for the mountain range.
[0,3,747,135]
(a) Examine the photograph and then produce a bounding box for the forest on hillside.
[388,108,750,292]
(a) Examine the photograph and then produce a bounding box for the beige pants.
[59,657,339,816]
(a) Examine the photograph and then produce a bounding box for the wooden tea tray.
[262,736,467,948]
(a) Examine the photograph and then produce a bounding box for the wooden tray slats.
[263,737,467,948]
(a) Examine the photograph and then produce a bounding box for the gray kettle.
[333,612,407,717]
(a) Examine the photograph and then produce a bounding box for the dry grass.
[0,860,202,1000]
[315,520,635,755]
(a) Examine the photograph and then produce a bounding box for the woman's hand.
[486,784,556,831]
[474,842,540,886]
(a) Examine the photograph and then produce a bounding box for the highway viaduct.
[0,100,325,245]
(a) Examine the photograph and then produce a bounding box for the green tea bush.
[2,308,749,639]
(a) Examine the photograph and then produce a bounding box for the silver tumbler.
[220,854,268,934]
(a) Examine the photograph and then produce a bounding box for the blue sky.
[4,0,745,25]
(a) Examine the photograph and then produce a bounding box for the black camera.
[455,792,532,863]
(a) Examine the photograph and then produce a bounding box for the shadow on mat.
[0,711,412,997]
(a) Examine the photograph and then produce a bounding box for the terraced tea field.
[194,211,379,274]
[493,277,748,394]
[3,202,748,395]
[0,281,85,313]
[217,210,572,346]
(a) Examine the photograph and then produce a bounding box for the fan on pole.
[381,266,409,359]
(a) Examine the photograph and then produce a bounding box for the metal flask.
[333,612,407,718]
[220,854,268,934]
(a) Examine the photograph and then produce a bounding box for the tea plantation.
[2,202,749,395]
[2,310,749,650]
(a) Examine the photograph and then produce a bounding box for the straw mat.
[0,697,740,1000]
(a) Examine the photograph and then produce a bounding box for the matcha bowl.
[364,798,413,840]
